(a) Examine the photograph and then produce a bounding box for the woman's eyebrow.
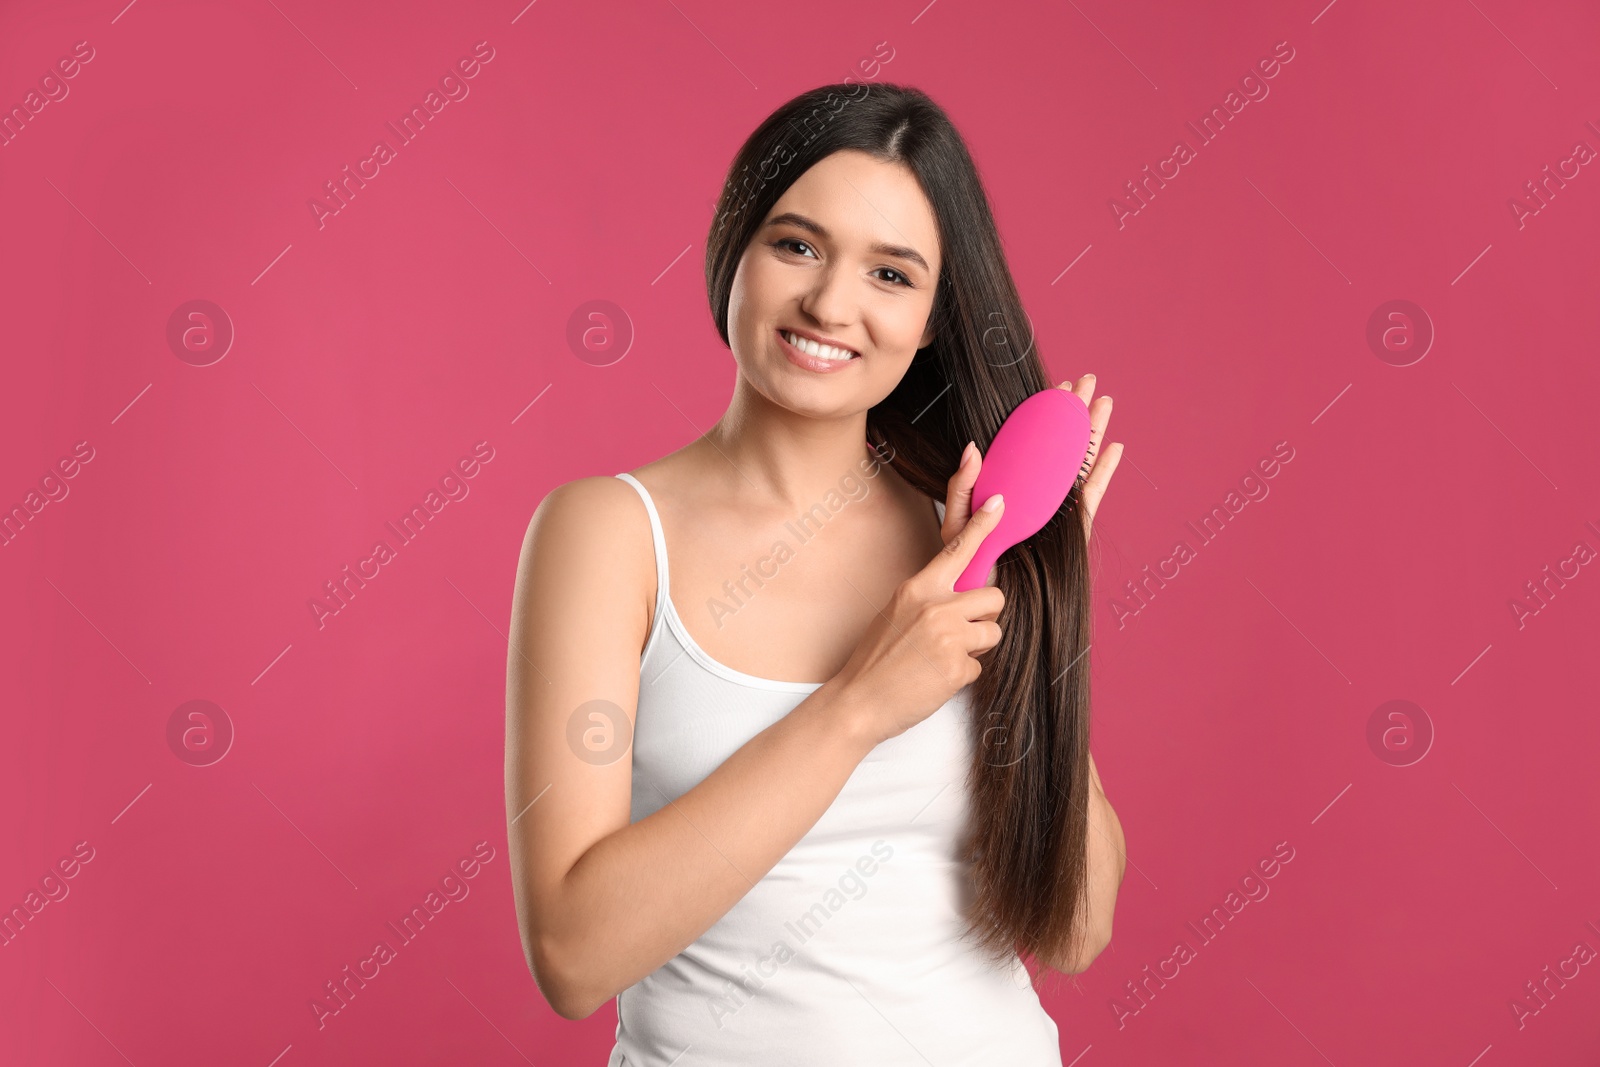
[765,211,930,273]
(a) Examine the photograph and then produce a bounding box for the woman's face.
[726,149,942,417]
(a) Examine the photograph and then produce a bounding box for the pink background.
[4,0,1599,1063]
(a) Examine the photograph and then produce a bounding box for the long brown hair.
[704,82,1096,980]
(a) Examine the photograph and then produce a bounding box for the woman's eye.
[775,237,816,258]
[774,238,912,288]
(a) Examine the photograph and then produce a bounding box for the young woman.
[506,82,1126,1065]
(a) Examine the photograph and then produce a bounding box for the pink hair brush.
[954,387,1094,592]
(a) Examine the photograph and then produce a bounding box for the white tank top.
[606,472,1063,1066]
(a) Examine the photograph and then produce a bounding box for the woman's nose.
[799,268,854,329]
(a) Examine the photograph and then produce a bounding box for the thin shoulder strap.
[613,473,669,634]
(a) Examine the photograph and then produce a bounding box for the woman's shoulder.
[519,473,657,578]
[532,472,642,523]
[512,472,660,633]
[533,440,704,531]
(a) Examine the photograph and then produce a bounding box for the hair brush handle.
[954,388,1094,592]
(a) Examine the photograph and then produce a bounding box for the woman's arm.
[505,477,881,1020]
[1048,752,1126,974]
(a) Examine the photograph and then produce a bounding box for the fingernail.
[981,494,1004,512]
[961,441,976,466]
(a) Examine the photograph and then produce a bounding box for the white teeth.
[784,330,856,361]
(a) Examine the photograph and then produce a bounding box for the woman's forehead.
[768,153,940,269]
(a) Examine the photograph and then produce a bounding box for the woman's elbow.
[1049,920,1114,976]
[524,928,606,1021]
[1082,920,1114,971]
[545,984,604,1022]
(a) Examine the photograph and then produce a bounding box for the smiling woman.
[506,81,1126,1066]
[724,151,942,401]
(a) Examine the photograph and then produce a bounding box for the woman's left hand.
[1058,375,1120,541]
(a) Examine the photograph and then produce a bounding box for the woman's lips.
[777,328,859,374]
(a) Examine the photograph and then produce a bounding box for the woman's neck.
[699,389,888,514]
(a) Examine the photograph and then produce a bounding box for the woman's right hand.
[830,481,1008,747]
